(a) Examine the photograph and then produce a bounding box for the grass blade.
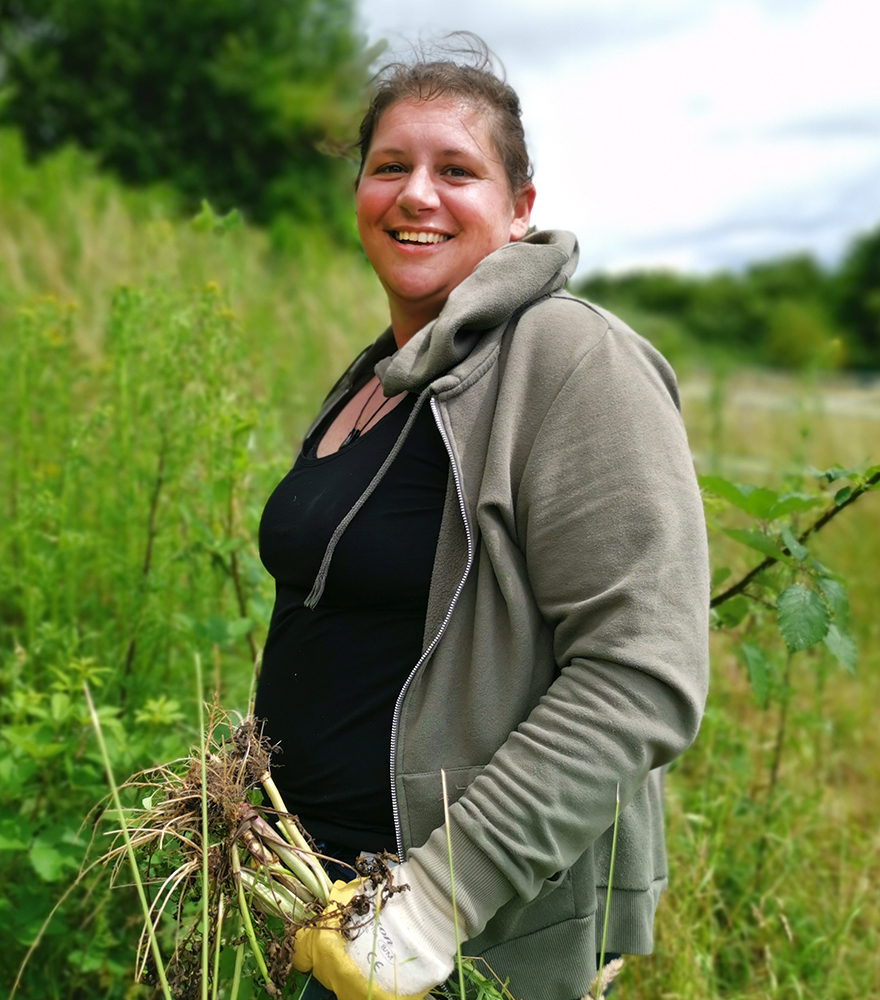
[440,769,467,1000]
[593,783,621,1000]
[83,683,174,1000]
[195,654,210,1000]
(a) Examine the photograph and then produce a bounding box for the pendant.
[341,428,360,448]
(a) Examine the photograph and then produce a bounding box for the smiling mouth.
[391,230,453,245]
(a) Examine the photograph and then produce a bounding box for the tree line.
[573,230,880,371]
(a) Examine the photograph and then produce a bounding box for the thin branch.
[227,487,258,661]
[123,433,168,684]
[710,470,880,608]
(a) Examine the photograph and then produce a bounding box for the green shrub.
[0,0,370,235]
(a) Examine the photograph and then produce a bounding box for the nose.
[397,166,440,214]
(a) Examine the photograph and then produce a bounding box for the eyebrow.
[369,147,475,159]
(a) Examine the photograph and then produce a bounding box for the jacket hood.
[377,230,579,395]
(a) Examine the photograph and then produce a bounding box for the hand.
[292,860,462,1000]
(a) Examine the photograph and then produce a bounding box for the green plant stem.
[247,648,263,717]
[440,769,467,1000]
[711,470,880,608]
[196,654,210,1000]
[83,683,174,1000]
[229,941,245,1000]
[122,434,167,686]
[211,895,224,1000]
[259,771,332,901]
[366,893,379,1000]
[231,842,272,985]
[595,784,621,1000]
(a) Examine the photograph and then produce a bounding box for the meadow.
[1,132,878,999]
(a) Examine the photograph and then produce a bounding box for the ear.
[509,183,536,242]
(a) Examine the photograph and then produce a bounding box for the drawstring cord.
[303,385,433,609]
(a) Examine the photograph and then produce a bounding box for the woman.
[256,40,709,1000]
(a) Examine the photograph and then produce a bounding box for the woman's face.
[356,97,535,343]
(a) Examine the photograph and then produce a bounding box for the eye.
[376,163,406,174]
[444,166,471,178]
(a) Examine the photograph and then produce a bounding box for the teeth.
[394,231,451,244]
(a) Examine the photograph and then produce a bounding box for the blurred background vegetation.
[1,3,879,999]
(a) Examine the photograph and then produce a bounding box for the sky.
[355,0,880,277]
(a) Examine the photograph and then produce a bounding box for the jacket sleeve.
[410,300,710,937]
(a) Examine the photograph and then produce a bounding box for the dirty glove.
[291,859,461,1000]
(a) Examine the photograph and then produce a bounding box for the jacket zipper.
[389,395,476,861]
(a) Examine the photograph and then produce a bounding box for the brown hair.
[356,34,533,195]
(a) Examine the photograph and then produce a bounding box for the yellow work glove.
[291,861,461,1000]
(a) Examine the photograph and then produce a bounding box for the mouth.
[390,230,453,245]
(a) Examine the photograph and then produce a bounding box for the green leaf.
[777,585,830,652]
[0,819,28,852]
[2,723,69,759]
[780,525,808,562]
[723,528,786,560]
[739,642,772,708]
[226,617,254,638]
[834,486,853,505]
[819,576,850,626]
[766,493,824,519]
[29,841,70,882]
[710,566,731,589]
[812,464,861,484]
[699,476,779,519]
[823,623,856,673]
[716,594,750,628]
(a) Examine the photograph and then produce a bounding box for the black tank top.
[256,392,449,852]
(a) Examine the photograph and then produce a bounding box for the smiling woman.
[255,34,709,1000]
[356,97,534,341]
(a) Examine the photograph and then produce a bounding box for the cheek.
[355,184,385,227]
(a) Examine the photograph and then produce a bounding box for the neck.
[389,300,443,349]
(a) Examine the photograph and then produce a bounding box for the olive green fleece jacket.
[306,230,709,1000]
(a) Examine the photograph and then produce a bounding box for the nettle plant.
[702,464,879,712]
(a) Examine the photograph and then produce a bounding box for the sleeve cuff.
[406,816,517,939]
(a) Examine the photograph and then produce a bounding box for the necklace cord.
[342,380,396,447]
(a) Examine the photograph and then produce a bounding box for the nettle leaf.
[819,576,850,626]
[723,528,785,560]
[813,464,861,484]
[699,476,779,519]
[777,585,830,652]
[780,525,808,562]
[766,493,824,518]
[739,642,772,707]
[823,623,856,673]
[716,595,750,628]
[834,486,853,505]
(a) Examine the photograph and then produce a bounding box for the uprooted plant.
[91,701,391,997]
[85,686,518,1000]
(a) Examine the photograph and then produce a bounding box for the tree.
[835,224,880,367]
[0,0,370,232]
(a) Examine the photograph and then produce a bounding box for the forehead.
[370,97,497,157]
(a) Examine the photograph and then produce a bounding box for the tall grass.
[1,130,878,999]
[631,376,880,1000]
[0,130,386,998]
